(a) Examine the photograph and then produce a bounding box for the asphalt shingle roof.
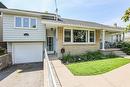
[61,18,123,30]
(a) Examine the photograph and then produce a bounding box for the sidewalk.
[52,60,130,87]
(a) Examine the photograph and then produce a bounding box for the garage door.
[13,43,43,64]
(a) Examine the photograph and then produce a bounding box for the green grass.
[67,58,130,76]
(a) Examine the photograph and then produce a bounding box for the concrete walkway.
[52,60,130,87]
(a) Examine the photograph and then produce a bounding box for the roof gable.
[0,2,7,8]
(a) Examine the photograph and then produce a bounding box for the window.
[15,17,22,27]
[86,31,88,42]
[30,18,36,28]
[15,17,37,29]
[73,30,86,42]
[64,29,71,42]
[64,29,95,44]
[89,31,95,42]
[23,18,29,28]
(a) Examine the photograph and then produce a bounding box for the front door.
[47,37,54,54]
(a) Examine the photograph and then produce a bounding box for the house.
[123,31,130,42]
[0,5,123,64]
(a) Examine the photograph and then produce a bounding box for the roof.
[0,2,7,8]
[42,18,123,32]
[62,18,122,29]
[0,8,59,17]
[0,7,123,31]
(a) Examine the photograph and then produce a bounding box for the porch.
[99,30,123,51]
[43,19,123,57]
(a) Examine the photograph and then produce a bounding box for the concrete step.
[115,53,126,55]
[112,50,130,58]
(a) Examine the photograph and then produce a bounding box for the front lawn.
[67,58,130,76]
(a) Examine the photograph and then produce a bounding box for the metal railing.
[44,49,61,87]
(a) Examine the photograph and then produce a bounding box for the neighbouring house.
[0,3,124,64]
[123,31,130,42]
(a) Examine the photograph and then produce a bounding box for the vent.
[42,15,63,21]
[42,16,55,20]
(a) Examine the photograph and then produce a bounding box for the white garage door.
[13,43,43,64]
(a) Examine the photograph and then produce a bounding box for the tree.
[121,8,130,31]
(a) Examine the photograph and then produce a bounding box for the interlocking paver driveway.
[0,62,44,87]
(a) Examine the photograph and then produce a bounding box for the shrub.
[0,48,6,55]
[61,54,74,64]
[105,53,118,58]
[61,51,118,64]
[119,42,130,55]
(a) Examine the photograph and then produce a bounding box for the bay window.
[64,29,95,44]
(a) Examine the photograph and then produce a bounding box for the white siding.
[3,14,46,41]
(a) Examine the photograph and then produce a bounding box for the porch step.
[113,50,130,58]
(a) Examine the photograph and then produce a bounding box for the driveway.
[0,62,44,87]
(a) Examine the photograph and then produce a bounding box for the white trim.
[71,29,73,43]
[14,16,37,29]
[102,30,105,50]
[89,30,96,43]
[47,36,54,54]
[42,20,123,32]
[12,43,14,64]
[63,28,96,44]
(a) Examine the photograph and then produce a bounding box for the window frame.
[63,27,96,45]
[23,17,30,28]
[15,17,22,28]
[14,16,37,29]
[64,29,72,43]
[89,30,96,43]
[30,18,37,29]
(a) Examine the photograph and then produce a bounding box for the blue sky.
[1,0,130,26]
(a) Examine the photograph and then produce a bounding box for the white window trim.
[14,16,22,28]
[30,18,37,29]
[89,30,96,44]
[14,16,37,29]
[23,17,30,28]
[63,27,96,45]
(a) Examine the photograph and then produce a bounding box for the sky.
[1,0,130,26]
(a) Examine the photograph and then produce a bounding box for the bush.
[0,48,6,55]
[79,51,104,61]
[105,53,118,58]
[119,42,130,55]
[61,51,118,64]
[61,54,74,64]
